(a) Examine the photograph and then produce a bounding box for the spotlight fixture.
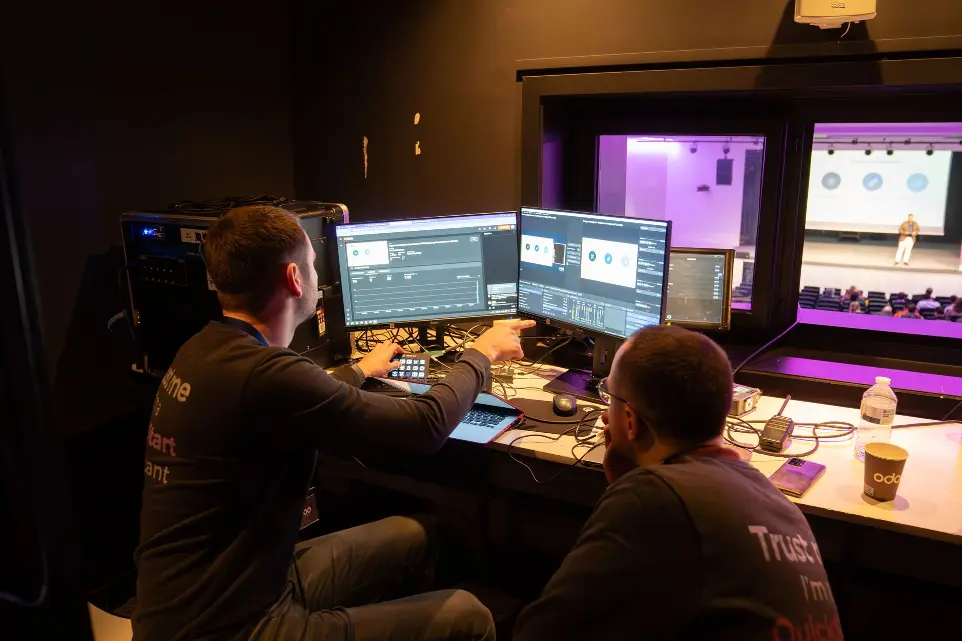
[827,148,835,155]
[864,145,872,156]
[887,149,894,156]
[722,143,731,157]
[690,143,698,154]
[927,145,934,156]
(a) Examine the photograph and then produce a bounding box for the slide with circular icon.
[520,234,559,267]
[580,238,639,288]
[345,240,390,267]
[805,150,952,235]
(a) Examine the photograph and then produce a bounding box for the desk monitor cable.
[506,407,606,484]
[724,395,855,459]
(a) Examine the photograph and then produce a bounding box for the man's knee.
[439,589,495,639]
[379,515,431,548]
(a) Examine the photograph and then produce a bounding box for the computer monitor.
[518,207,671,400]
[335,212,519,329]
[665,248,735,331]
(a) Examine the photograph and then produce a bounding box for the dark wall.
[1,2,296,368]
[1,1,295,433]
[292,0,962,223]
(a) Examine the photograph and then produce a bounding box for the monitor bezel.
[516,206,672,340]
[665,247,735,332]
[334,211,519,331]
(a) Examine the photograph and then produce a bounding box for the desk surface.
[490,367,962,545]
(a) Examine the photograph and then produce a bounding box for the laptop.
[371,379,525,444]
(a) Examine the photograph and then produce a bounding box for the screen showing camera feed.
[800,123,962,338]
[596,134,765,311]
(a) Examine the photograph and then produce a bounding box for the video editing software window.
[335,212,518,327]
[518,207,671,339]
[666,250,732,328]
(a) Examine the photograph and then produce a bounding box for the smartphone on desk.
[769,458,826,498]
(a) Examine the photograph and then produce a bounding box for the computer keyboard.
[462,407,507,429]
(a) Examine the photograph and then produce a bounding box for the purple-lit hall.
[4,3,962,641]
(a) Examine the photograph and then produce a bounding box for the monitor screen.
[335,212,519,328]
[517,207,671,339]
[665,248,734,330]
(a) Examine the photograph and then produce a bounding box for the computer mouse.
[552,393,578,417]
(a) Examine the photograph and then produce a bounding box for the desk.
[491,367,962,546]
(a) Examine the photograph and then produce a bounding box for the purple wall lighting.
[598,134,764,251]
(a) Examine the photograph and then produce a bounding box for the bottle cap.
[875,376,891,385]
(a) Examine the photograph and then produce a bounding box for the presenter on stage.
[895,214,919,266]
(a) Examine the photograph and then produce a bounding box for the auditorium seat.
[867,291,886,299]
[891,300,907,313]
[868,300,887,314]
[816,297,842,311]
[936,296,953,307]
[920,307,939,320]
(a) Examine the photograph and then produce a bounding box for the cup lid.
[875,376,891,385]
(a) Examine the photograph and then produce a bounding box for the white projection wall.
[805,150,952,235]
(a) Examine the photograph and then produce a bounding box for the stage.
[800,240,962,298]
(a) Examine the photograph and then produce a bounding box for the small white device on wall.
[795,0,877,29]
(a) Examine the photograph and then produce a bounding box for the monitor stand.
[543,335,622,404]
[416,325,448,352]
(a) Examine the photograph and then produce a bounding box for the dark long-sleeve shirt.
[514,451,842,641]
[132,321,489,641]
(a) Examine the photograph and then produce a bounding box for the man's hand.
[470,320,536,363]
[601,412,637,485]
[356,342,404,378]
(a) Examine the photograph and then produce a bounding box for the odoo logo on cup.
[874,472,901,484]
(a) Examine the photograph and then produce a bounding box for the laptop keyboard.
[462,408,506,429]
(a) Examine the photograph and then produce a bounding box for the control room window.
[596,134,765,309]
[799,122,962,338]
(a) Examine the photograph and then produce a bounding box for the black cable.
[505,409,605,484]
[724,416,855,459]
[732,320,798,376]
[940,398,962,422]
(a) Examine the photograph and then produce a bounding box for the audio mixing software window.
[518,208,671,339]
[335,213,519,327]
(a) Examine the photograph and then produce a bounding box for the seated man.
[916,288,941,312]
[514,326,842,641]
[133,205,532,641]
[895,302,922,319]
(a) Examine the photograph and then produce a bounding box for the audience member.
[842,285,858,302]
[944,298,962,321]
[513,326,842,641]
[895,302,922,319]
[847,301,863,314]
[917,288,940,311]
[879,305,894,317]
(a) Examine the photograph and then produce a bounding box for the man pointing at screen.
[895,213,919,266]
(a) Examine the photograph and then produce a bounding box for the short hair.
[617,325,733,445]
[907,302,917,313]
[925,288,934,296]
[908,213,915,217]
[201,205,309,314]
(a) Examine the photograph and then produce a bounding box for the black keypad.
[387,355,430,380]
[462,408,505,429]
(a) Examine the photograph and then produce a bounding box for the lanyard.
[220,316,268,347]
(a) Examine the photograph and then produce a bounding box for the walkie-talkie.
[759,396,795,453]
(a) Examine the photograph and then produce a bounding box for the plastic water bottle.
[854,376,897,462]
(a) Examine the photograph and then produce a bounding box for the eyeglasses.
[597,377,629,407]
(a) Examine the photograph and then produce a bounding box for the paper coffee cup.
[863,442,908,502]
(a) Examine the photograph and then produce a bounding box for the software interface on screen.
[518,208,671,339]
[335,213,518,327]
[665,251,729,326]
